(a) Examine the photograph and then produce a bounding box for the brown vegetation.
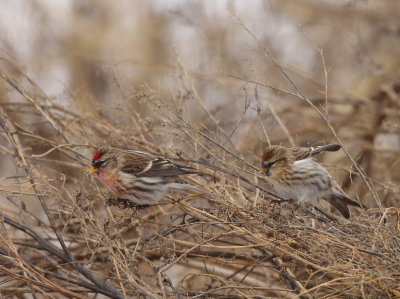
[0,1,399,298]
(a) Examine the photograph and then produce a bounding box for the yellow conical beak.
[90,167,98,174]
[259,168,270,176]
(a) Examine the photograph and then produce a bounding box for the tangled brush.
[0,59,399,298]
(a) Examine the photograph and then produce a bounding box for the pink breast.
[98,169,125,194]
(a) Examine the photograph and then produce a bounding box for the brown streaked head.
[260,145,293,176]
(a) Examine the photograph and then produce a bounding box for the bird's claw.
[106,197,149,210]
[270,198,292,205]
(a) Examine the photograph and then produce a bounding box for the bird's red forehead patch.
[92,150,103,161]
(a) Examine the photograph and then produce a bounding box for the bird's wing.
[291,147,314,161]
[291,144,341,161]
[121,151,197,177]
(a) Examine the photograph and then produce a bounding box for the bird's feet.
[270,198,293,205]
[106,197,149,210]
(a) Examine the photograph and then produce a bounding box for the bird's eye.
[93,160,106,168]
[263,161,275,168]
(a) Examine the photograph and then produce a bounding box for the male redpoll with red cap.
[90,146,198,206]
[260,144,364,218]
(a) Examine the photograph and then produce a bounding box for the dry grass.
[0,63,399,298]
[0,2,399,298]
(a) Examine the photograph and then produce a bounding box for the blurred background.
[0,1,399,297]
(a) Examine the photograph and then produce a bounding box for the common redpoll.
[260,144,364,218]
[90,146,198,205]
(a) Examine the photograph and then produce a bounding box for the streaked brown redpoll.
[90,146,198,205]
[260,144,364,218]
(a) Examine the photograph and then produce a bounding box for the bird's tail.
[324,190,365,219]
